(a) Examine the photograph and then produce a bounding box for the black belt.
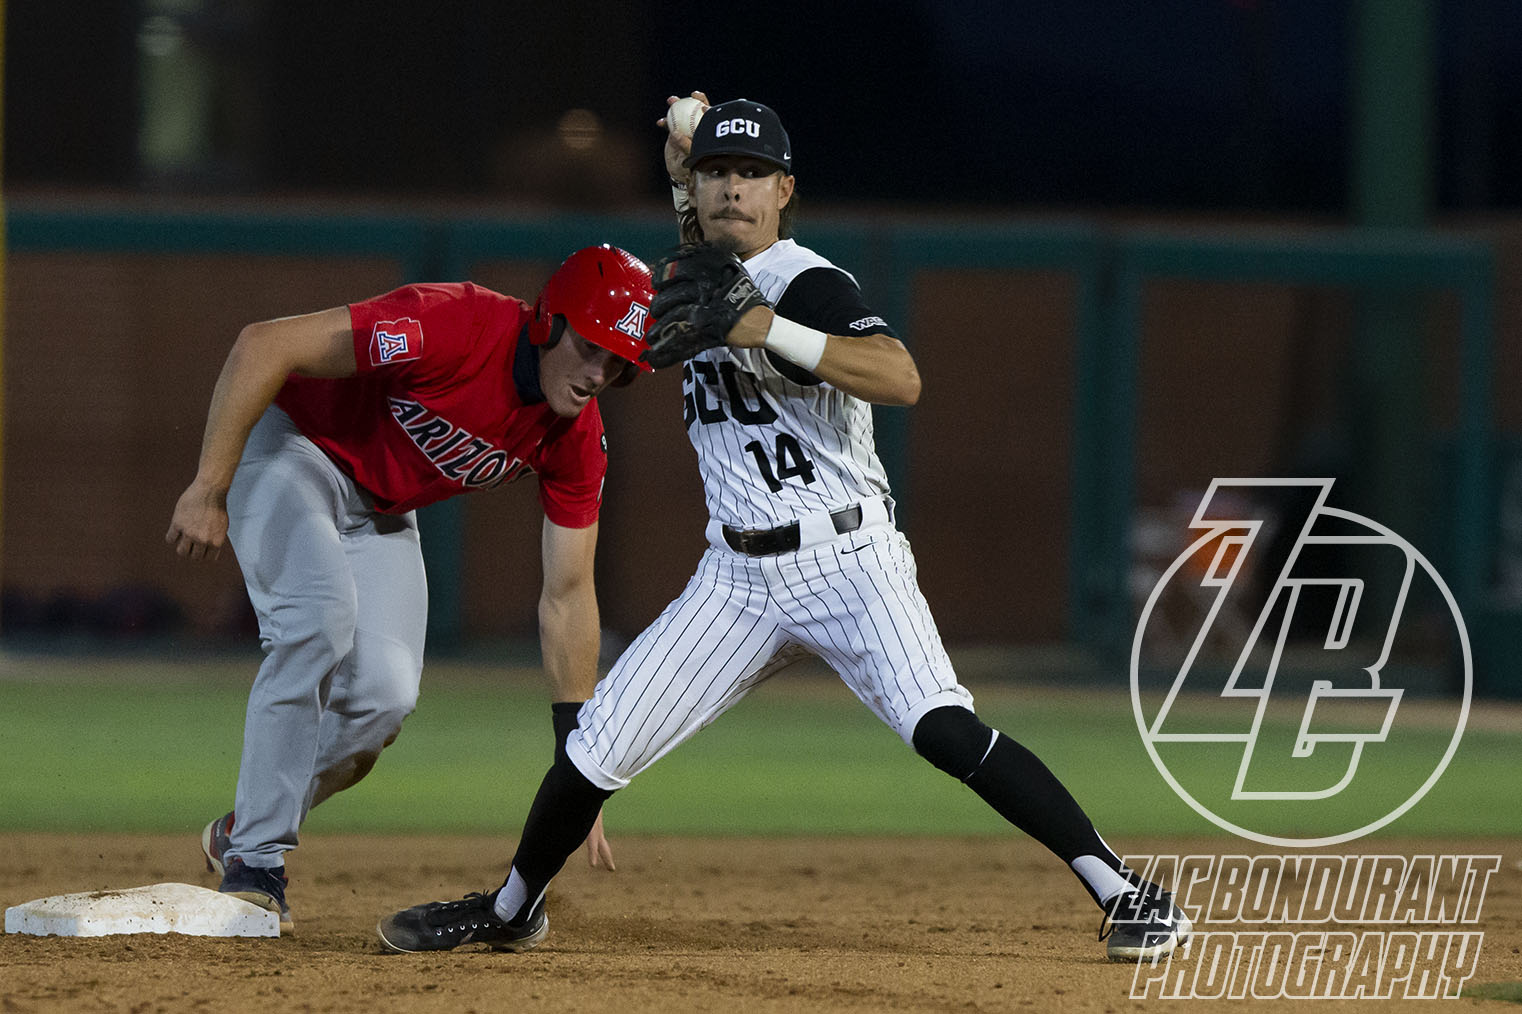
[723,504,865,557]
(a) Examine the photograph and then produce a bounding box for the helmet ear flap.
[610,359,640,387]
[536,245,655,370]
[529,305,567,349]
[544,314,566,350]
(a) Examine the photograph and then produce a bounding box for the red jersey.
[275,282,606,528]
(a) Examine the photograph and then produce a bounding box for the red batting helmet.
[531,245,655,382]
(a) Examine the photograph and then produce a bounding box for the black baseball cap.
[682,98,792,173]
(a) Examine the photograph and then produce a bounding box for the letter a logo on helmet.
[615,301,649,340]
[532,245,655,375]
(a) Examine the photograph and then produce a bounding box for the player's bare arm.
[539,516,617,870]
[538,517,602,702]
[726,306,922,406]
[645,240,921,405]
[166,307,357,561]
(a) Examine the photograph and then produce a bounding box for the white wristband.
[670,182,690,212]
[763,315,828,371]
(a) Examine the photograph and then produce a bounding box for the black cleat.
[219,855,293,931]
[377,891,548,954]
[1100,883,1191,962]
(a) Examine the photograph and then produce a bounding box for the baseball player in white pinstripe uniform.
[377,95,1190,963]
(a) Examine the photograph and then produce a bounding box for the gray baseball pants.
[224,406,428,868]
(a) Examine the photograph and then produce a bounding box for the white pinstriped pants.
[568,520,973,791]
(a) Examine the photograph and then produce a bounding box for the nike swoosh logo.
[839,544,872,555]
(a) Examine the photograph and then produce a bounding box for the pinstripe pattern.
[684,241,889,530]
[575,549,799,786]
[565,239,973,794]
[768,532,961,731]
[569,528,971,790]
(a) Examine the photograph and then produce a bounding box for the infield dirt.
[2,833,1518,1012]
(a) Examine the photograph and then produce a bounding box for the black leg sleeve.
[915,706,1140,908]
[508,756,613,898]
[914,705,1117,867]
[963,734,1111,866]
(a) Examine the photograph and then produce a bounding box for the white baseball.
[666,97,706,139]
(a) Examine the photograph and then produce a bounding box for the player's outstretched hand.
[166,480,229,562]
[642,243,772,369]
[584,807,616,871]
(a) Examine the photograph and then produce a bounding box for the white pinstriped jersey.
[566,238,972,792]
[681,239,892,530]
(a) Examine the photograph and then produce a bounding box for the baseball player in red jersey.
[166,245,653,930]
[376,99,1188,963]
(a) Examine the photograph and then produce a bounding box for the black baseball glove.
[641,243,772,369]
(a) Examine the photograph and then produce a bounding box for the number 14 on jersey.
[684,359,819,493]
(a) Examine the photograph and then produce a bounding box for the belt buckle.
[724,521,799,556]
[725,498,883,556]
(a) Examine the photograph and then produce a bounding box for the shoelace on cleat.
[1097,887,1176,942]
[424,891,498,929]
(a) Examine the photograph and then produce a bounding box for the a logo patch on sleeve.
[370,318,424,365]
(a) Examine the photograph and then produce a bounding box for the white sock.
[1071,855,1138,905]
[493,868,537,924]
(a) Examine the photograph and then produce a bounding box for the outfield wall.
[3,198,1516,690]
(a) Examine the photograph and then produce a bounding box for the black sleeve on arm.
[552,702,581,765]
[765,266,899,385]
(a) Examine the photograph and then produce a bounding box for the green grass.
[1464,982,1522,1004]
[0,657,1517,838]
